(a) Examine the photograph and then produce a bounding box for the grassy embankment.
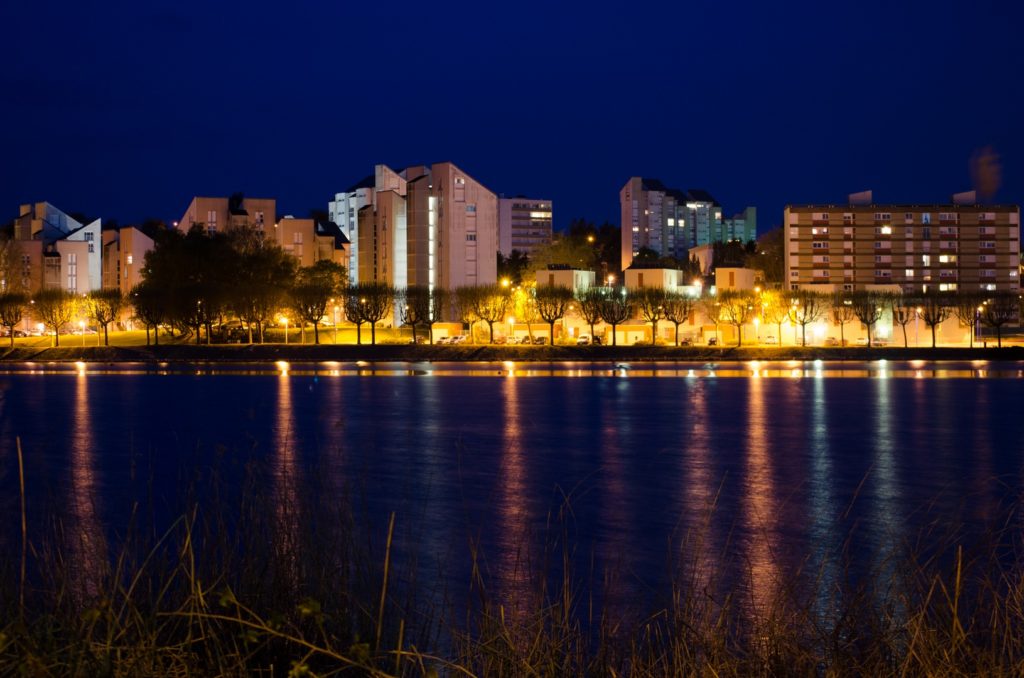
[3,452,1023,676]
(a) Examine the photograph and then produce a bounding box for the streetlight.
[501,278,510,288]
[279,315,289,344]
[753,316,760,343]
[79,320,85,347]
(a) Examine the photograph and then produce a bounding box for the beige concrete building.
[101,225,157,294]
[11,202,102,294]
[177,196,276,235]
[498,197,552,257]
[333,162,497,290]
[535,267,594,293]
[785,198,1021,294]
[624,267,687,292]
[715,267,759,291]
[274,217,349,269]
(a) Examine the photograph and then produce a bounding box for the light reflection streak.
[680,380,717,595]
[743,375,779,617]
[2,360,1022,380]
[274,372,301,584]
[69,368,106,601]
[496,376,530,618]
[808,376,839,623]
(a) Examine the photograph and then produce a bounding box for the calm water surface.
[1,360,1022,613]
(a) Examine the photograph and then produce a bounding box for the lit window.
[127,254,133,265]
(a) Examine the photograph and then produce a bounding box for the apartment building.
[274,217,349,269]
[784,195,1021,294]
[101,225,158,294]
[332,162,498,290]
[176,195,276,235]
[620,177,753,270]
[498,197,552,257]
[11,202,102,294]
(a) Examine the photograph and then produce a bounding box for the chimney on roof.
[952,190,977,205]
[848,190,873,205]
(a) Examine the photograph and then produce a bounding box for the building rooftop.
[785,203,1020,210]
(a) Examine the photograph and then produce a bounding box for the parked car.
[451,335,469,344]
[494,335,507,345]
[855,337,869,346]
[825,337,840,347]
[533,336,547,345]
[763,335,778,345]
[680,337,693,346]
[577,334,592,345]
[707,336,718,346]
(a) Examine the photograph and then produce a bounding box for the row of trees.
[704,289,1021,348]
[0,289,125,347]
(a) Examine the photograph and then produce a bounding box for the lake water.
[2,360,1023,616]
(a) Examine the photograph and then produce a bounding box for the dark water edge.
[1,342,1024,363]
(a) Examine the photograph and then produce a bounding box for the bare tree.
[635,287,668,345]
[980,293,1018,347]
[663,292,695,346]
[785,290,825,347]
[599,289,632,346]
[33,289,77,347]
[535,285,573,345]
[453,286,483,343]
[700,297,723,346]
[952,293,983,348]
[576,287,604,344]
[718,290,755,346]
[850,292,884,347]
[761,290,788,345]
[88,289,124,346]
[920,293,951,348]
[468,285,510,344]
[830,293,857,346]
[350,283,394,345]
[889,296,917,348]
[0,292,28,347]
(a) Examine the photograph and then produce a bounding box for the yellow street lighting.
[501,278,510,288]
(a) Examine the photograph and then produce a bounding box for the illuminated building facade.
[498,197,552,257]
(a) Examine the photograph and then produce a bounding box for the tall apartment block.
[497,197,552,257]
[331,162,498,290]
[620,177,753,270]
[10,202,102,294]
[784,193,1021,293]
[176,195,276,235]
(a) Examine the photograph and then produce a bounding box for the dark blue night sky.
[3,0,1022,232]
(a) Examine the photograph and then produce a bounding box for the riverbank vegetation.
[3,450,1023,676]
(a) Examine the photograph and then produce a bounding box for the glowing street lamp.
[279,315,289,344]
[79,320,85,347]
[501,278,511,288]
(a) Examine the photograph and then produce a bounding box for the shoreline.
[0,343,1022,363]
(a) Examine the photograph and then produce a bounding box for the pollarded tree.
[291,260,345,344]
[700,297,723,346]
[952,293,984,348]
[33,288,77,347]
[469,284,510,344]
[453,286,482,343]
[785,290,825,347]
[850,292,884,347]
[599,288,632,346]
[87,289,124,346]
[980,293,1018,347]
[830,293,857,347]
[400,286,427,344]
[889,296,917,348]
[424,287,448,345]
[920,293,951,348]
[576,287,604,344]
[354,282,395,345]
[343,292,367,345]
[535,285,574,345]
[0,292,28,347]
[760,290,788,345]
[635,287,668,345]
[663,292,695,346]
[718,290,756,347]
